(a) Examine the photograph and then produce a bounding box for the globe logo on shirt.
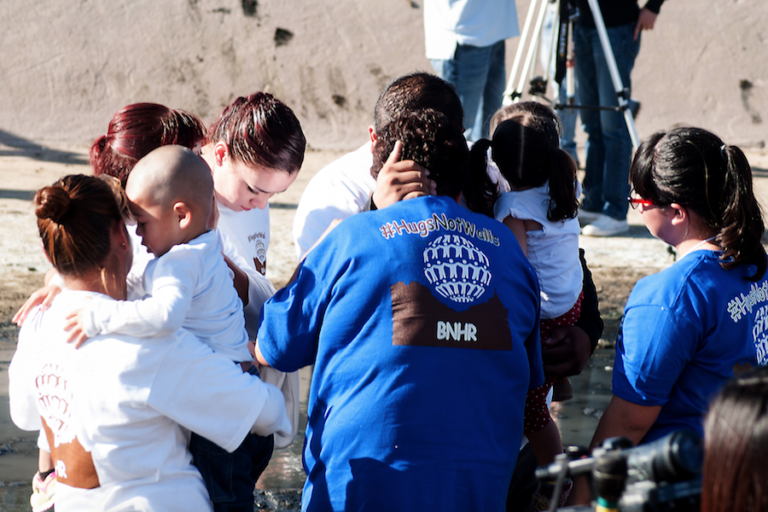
[35,363,76,447]
[423,234,492,303]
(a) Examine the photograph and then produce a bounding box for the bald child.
[65,145,253,365]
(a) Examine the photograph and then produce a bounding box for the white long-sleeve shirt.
[82,230,251,362]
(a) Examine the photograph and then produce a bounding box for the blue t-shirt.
[258,196,543,512]
[614,250,766,443]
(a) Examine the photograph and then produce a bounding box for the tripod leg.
[515,0,550,102]
[540,0,562,88]
[503,0,542,105]
[585,0,639,149]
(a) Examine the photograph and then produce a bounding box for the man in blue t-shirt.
[256,109,543,511]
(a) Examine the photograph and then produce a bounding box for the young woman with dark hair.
[200,91,306,277]
[702,366,768,512]
[584,126,767,455]
[9,175,289,512]
[629,127,766,279]
[255,106,545,512]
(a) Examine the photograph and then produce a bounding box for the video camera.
[536,430,703,512]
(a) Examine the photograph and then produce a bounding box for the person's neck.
[675,235,720,259]
[179,221,210,246]
[62,270,126,300]
[508,183,534,192]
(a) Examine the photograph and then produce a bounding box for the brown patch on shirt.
[391,281,512,351]
[42,420,100,489]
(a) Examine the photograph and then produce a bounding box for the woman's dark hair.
[630,127,766,280]
[91,103,206,187]
[35,175,124,277]
[372,108,497,217]
[472,102,578,222]
[206,92,306,175]
[702,366,768,512]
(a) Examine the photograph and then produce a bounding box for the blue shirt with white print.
[258,195,543,512]
[614,250,766,443]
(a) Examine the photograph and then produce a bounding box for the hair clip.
[720,144,727,162]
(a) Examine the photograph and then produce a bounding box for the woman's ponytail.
[717,144,766,280]
[545,148,579,222]
[465,139,499,218]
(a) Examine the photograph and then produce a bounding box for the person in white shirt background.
[424,0,519,142]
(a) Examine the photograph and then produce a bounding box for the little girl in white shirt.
[471,102,583,500]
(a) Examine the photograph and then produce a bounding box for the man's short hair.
[373,73,464,134]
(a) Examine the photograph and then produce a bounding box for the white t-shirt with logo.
[9,290,290,512]
[216,201,270,276]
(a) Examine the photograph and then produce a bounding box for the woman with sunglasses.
[588,127,767,453]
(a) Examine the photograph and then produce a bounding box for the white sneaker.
[581,214,629,237]
[577,208,601,226]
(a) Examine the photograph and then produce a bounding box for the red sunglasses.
[627,196,658,209]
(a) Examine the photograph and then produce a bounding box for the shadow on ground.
[0,129,87,165]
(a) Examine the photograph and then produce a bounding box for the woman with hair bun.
[9,175,289,512]
[91,102,206,187]
[587,127,768,451]
[702,366,768,512]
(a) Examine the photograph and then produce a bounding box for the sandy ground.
[1,142,768,510]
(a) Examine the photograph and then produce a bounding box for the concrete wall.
[1,0,766,151]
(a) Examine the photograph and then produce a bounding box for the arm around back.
[148,329,291,451]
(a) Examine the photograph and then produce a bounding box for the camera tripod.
[502,0,639,149]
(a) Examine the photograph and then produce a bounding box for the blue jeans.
[574,23,640,221]
[431,39,507,142]
[540,4,578,163]
[556,80,579,164]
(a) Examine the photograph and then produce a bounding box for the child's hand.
[64,309,90,348]
[13,283,62,325]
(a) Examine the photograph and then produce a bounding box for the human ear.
[213,142,229,167]
[108,219,133,281]
[173,202,193,230]
[108,219,130,251]
[368,126,377,151]
[668,203,688,226]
